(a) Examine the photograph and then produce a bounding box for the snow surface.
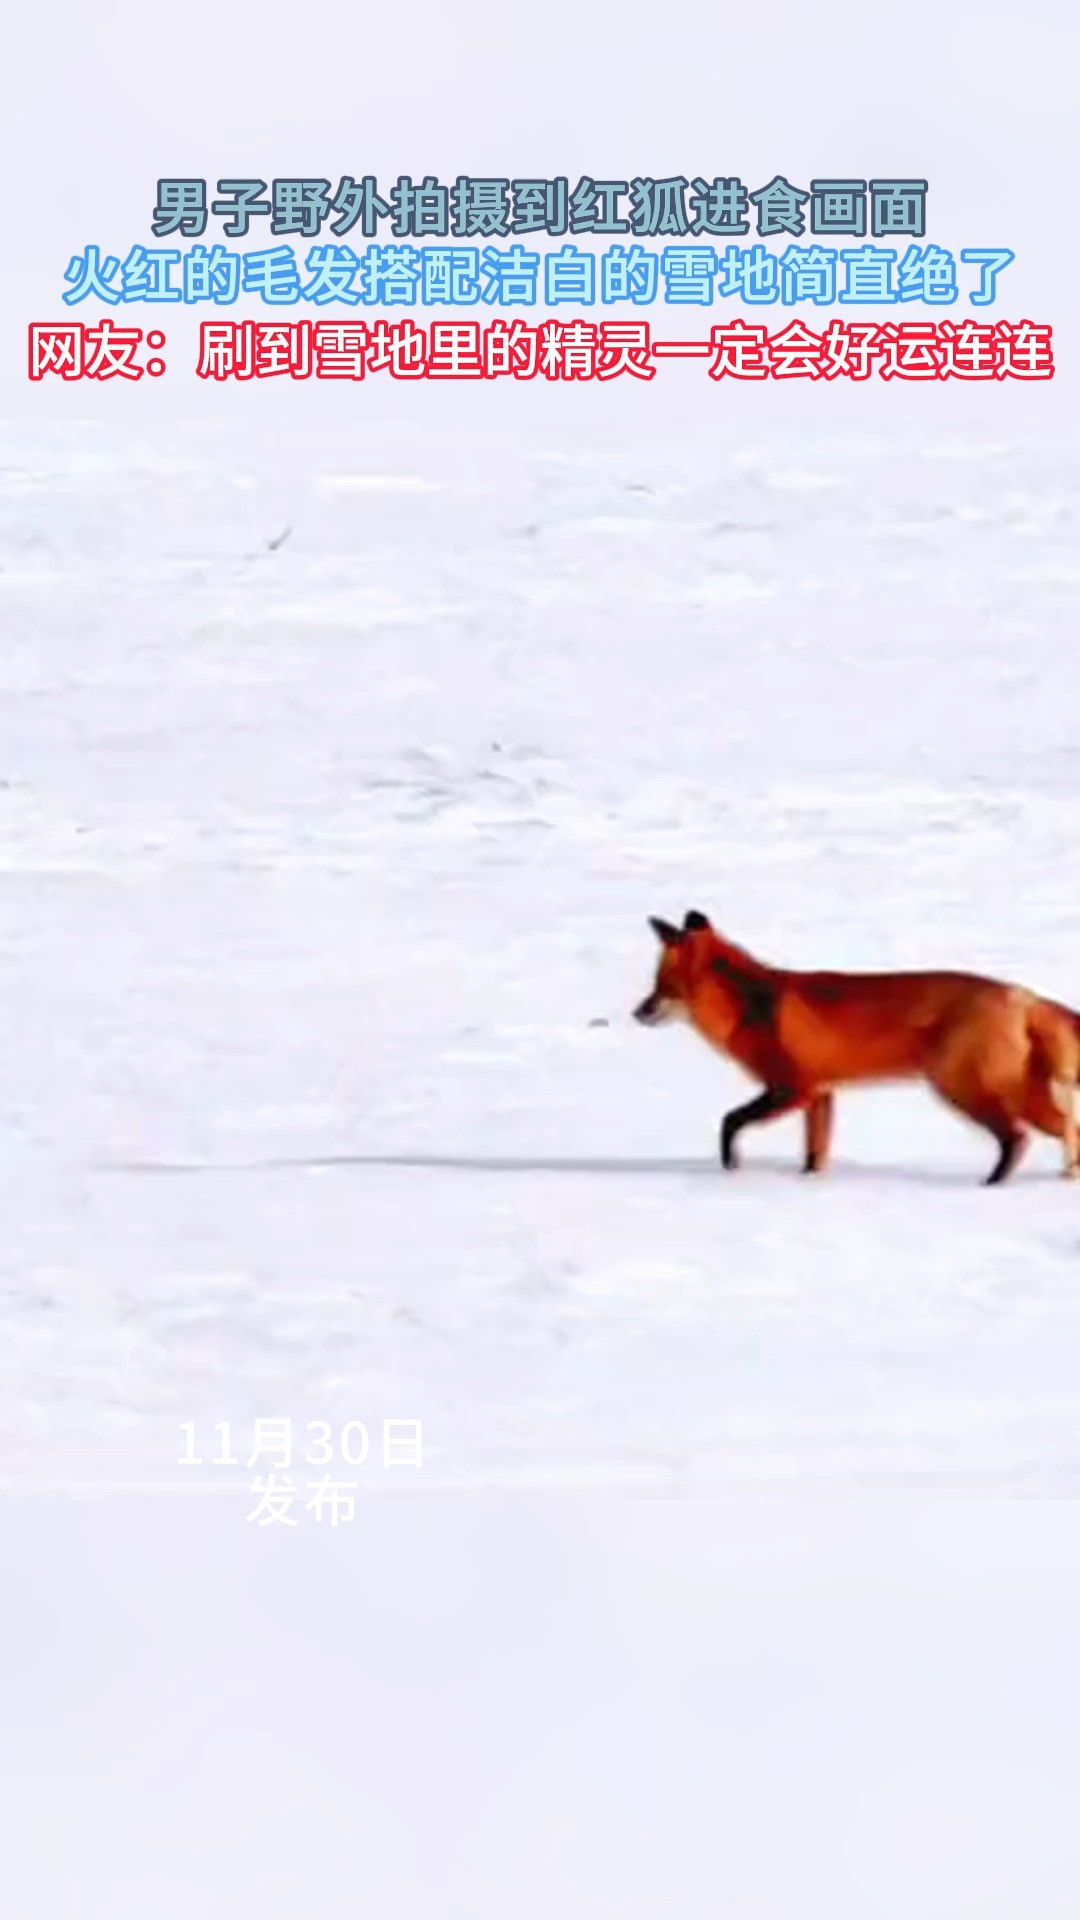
[2,1497,1078,1920]
[1,416,1079,1492]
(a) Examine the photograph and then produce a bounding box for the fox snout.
[634,992,677,1025]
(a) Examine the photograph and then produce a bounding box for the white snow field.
[1,412,1079,1493]
[2,1497,1078,1920]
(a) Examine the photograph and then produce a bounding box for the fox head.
[633,911,713,1025]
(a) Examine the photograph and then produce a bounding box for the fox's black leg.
[984,1126,1028,1186]
[720,1087,804,1170]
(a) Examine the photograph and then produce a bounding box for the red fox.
[633,911,1080,1184]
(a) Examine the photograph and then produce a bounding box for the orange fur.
[634,912,1080,1184]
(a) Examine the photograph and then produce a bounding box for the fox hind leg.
[1056,1082,1080,1178]
[931,1085,1029,1185]
[983,1119,1030,1185]
[927,1081,1029,1186]
[1025,1075,1080,1178]
[1024,1012,1080,1177]
[926,999,1031,1185]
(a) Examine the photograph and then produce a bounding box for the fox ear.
[683,910,711,932]
[648,916,683,947]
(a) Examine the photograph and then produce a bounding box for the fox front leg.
[803,1091,835,1174]
[720,1087,805,1170]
